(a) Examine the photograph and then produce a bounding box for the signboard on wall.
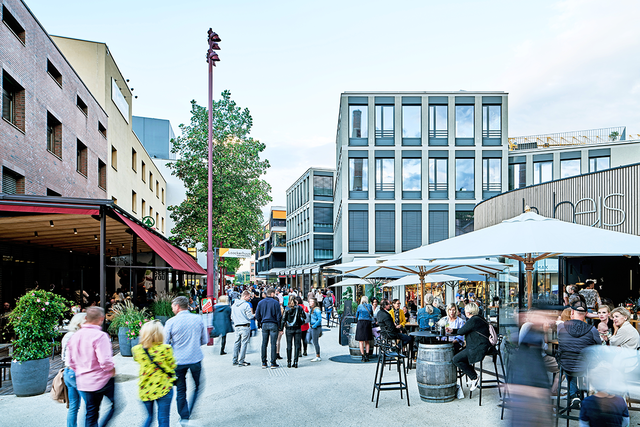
[219,248,251,258]
[111,78,130,123]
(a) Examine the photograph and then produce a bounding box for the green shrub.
[151,291,176,317]
[9,290,71,362]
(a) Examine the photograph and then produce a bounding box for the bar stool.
[371,337,410,408]
[554,367,585,427]
[469,336,506,406]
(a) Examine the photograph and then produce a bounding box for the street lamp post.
[206,29,220,303]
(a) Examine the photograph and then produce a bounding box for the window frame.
[533,161,553,185]
[455,105,475,138]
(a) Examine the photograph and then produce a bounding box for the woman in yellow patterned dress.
[133,320,176,427]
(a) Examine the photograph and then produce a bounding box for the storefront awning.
[114,211,205,275]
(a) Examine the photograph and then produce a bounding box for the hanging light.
[50,220,54,227]
[109,240,112,244]
[73,228,78,235]
[34,231,38,237]
[94,235,98,240]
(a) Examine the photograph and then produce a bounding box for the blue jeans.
[142,388,173,427]
[325,308,332,325]
[261,322,279,365]
[175,362,202,421]
[80,377,116,427]
[64,367,81,427]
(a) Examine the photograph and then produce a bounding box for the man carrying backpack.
[323,292,334,327]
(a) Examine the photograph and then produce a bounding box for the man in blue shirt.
[165,296,208,425]
[255,287,282,369]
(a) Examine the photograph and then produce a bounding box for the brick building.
[1,0,109,198]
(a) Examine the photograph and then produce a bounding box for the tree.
[168,90,271,255]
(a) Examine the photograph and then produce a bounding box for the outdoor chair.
[554,367,587,427]
[468,335,506,406]
[371,336,410,408]
[0,356,11,388]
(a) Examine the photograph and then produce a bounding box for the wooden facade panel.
[475,164,640,236]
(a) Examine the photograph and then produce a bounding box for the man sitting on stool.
[377,299,413,351]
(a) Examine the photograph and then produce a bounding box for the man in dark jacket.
[557,300,601,407]
[376,299,412,346]
[255,287,282,369]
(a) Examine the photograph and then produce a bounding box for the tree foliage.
[168,90,271,253]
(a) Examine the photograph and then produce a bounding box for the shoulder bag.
[144,347,174,380]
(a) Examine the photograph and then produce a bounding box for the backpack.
[476,318,499,346]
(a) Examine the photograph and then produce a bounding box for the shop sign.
[529,192,625,228]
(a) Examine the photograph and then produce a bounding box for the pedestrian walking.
[309,298,323,362]
[212,295,234,355]
[282,297,305,368]
[255,287,282,369]
[164,296,208,425]
[133,321,176,427]
[67,307,118,427]
[323,292,334,327]
[61,313,86,427]
[231,290,254,367]
[355,296,374,362]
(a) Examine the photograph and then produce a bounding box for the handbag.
[50,368,68,406]
[143,347,174,380]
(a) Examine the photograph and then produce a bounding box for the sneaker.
[232,362,238,366]
[270,363,280,369]
[570,398,581,409]
[303,352,307,356]
[311,357,321,362]
[238,362,250,367]
[262,364,268,369]
[469,378,479,392]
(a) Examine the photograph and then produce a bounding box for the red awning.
[115,212,206,275]
[0,204,99,215]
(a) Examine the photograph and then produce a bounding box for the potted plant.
[8,290,70,396]
[108,300,151,357]
[151,291,176,325]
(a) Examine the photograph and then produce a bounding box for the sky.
[24,0,640,219]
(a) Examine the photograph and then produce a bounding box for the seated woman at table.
[596,303,614,334]
[388,299,407,332]
[605,307,640,349]
[452,302,492,392]
[437,303,466,352]
[417,294,441,331]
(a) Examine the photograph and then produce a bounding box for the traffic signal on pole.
[207,28,221,65]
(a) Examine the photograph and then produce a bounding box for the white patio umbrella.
[332,257,506,307]
[381,210,640,308]
[384,273,466,287]
[328,278,370,288]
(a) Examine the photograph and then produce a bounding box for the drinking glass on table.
[428,319,434,331]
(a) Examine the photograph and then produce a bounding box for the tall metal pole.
[206,29,220,302]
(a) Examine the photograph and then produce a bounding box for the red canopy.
[115,211,206,275]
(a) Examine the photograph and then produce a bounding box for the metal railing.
[508,126,627,151]
[429,129,448,138]
[428,182,447,191]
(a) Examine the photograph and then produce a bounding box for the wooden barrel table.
[348,322,374,359]
[415,342,456,403]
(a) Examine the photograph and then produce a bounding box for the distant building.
[283,167,336,294]
[132,116,176,160]
[254,206,286,285]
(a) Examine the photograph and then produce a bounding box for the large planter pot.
[11,357,50,397]
[155,316,169,325]
[130,337,140,348]
[118,327,132,357]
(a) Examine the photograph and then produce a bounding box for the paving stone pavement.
[1,322,636,426]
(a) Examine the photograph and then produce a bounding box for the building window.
[98,121,107,138]
[589,156,610,173]
[2,167,24,194]
[375,210,395,252]
[508,163,526,190]
[2,5,25,44]
[161,217,165,233]
[455,211,474,236]
[429,210,448,244]
[142,199,146,216]
[131,148,137,171]
[428,158,448,192]
[349,105,368,138]
[402,208,421,251]
[161,188,165,204]
[560,159,580,179]
[313,175,333,197]
[155,213,159,230]
[47,188,61,196]
[76,139,87,176]
[348,210,368,252]
[155,180,159,197]
[429,105,447,138]
[76,95,88,115]
[149,206,154,220]
[375,105,394,138]
[533,161,552,184]
[98,159,106,190]
[2,72,25,131]
[455,159,474,192]
[112,197,117,205]
[111,146,117,170]
[482,158,501,192]
[402,158,421,191]
[455,105,474,138]
[313,205,333,232]
[131,191,137,212]
[47,60,62,86]
[349,158,368,192]
[482,105,501,138]
[141,161,146,182]
[375,158,394,192]
[314,235,333,262]
[149,172,153,190]
[47,113,62,158]
[402,105,421,138]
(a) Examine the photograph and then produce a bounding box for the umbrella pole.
[419,268,426,308]
[525,254,534,310]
